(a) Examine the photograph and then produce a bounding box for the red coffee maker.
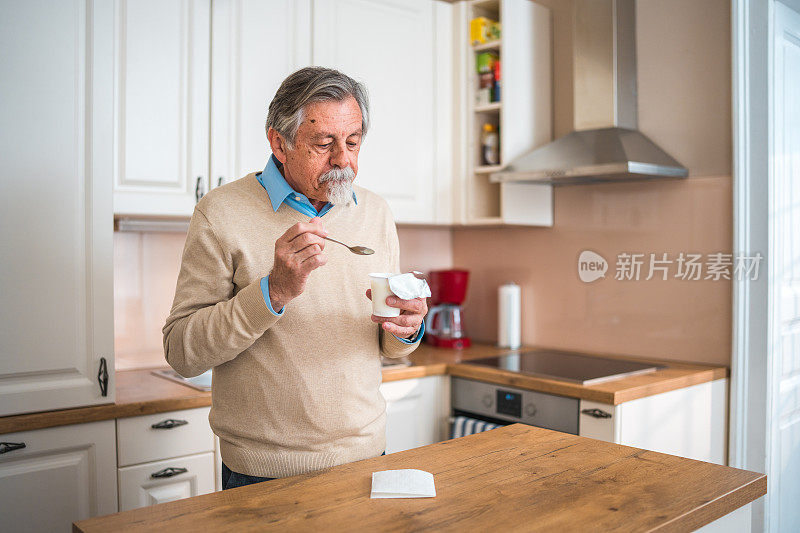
[426,269,471,349]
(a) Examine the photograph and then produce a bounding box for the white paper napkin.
[387,272,432,300]
[370,469,436,499]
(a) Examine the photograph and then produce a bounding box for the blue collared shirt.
[256,155,423,344]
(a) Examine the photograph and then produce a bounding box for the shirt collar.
[259,155,357,213]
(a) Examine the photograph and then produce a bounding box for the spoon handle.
[322,236,349,249]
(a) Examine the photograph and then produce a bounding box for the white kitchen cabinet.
[113,0,311,216]
[0,420,118,532]
[380,375,450,453]
[210,0,312,190]
[116,407,215,467]
[118,452,216,511]
[312,0,454,224]
[112,0,211,216]
[578,378,728,465]
[0,0,116,416]
[115,406,217,510]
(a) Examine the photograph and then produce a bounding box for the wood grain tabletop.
[1,344,727,434]
[72,423,765,533]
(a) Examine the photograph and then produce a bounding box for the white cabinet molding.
[210,0,312,187]
[112,0,211,216]
[118,451,215,511]
[312,0,443,224]
[0,421,118,531]
[380,375,447,453]
[578,379,728,465]
[0,0,115,416]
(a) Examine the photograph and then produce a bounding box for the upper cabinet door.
[113,0,211,216]
[0,0,115,415]
[312,0,451,224]
[210,0,312,187]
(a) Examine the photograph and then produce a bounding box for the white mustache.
[318,166,355,183]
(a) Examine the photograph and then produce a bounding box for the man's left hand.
[365,289,427,339]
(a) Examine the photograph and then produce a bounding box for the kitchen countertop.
[1,343,727,434]
[72,423,766,532]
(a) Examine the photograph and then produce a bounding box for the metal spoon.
[323,236,374,255]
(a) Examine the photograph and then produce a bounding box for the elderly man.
[163,67,427,490]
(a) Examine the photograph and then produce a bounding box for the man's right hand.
[268,217,329,311]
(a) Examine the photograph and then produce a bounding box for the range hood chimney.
[491,0,688,185]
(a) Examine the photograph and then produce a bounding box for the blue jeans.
[221,452,386,490]
[221,462,274,490]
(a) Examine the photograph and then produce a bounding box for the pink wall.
[452,0,733,366]
[452,177,732,365]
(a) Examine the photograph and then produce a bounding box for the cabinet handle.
[151,419,188,430]
[0,442,26,454]
[217,176,224,187]
[97,357,108,397]
[195,176,205,203]
[581,408,612,419]
[151,467,188,479]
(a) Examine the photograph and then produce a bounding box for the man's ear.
[267,128,289,165]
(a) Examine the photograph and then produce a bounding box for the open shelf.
[459,0,552,226]
[475,102,501,112]
[472,40,501,52]
[474,164,503,174]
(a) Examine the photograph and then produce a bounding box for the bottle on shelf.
[481,123,500,166]
[492,58,501,103]
[476,52,499,106]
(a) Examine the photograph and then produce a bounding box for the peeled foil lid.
[388,272,431,300]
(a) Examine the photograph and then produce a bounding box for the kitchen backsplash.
[452,176,732,366]
[113,226,453,370]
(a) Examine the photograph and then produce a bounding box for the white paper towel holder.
[497,282,522,349]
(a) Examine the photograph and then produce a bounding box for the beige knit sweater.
[162,173,420,478]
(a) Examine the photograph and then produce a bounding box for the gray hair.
[266,67,370,148]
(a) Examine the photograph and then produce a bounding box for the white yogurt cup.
[369,273,401,317]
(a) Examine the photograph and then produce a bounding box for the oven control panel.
[452,377,579,434]
[496,390,522,418]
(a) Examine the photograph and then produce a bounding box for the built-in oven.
[451,377,580,436]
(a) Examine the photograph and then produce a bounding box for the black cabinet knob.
[151,419,188,430]
[151,467,188,479]
[0,442,26,454]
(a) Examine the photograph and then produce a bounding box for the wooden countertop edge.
[0,395,214,434]
[2,350,728,434]
[653,474,767,532]
[380,362,448,381]
[445,364,728,405]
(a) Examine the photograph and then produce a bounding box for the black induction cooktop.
[463,350,665,385]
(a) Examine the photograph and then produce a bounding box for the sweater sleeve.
[162,209,280,377]
[379,214,423,359]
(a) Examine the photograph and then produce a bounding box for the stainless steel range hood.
[491,0,688,185]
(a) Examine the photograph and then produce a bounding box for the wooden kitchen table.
[73,424,765,532]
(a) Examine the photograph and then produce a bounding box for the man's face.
[271,96,362,204]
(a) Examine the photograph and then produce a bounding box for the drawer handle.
[581,408,612,419]
[151,467,188,479]
[151,419,189,430]
[0,442,26,454]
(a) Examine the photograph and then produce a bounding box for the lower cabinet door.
[118,452,215,511]
[380,376,440,453]
[0,420,117,533]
